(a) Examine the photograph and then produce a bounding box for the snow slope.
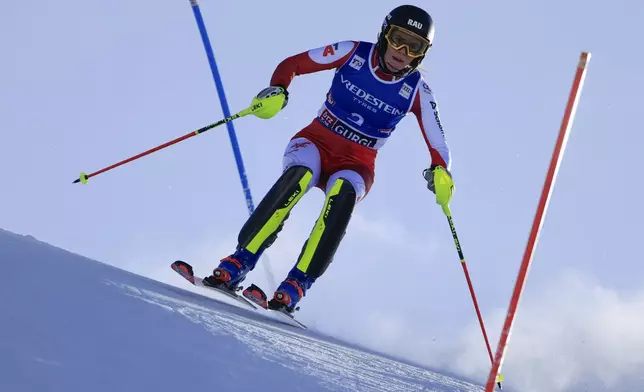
[0,228,485,392]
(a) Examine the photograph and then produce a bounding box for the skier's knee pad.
[295,177,356,279]
[238,165,313,255]
[326,169,366,203]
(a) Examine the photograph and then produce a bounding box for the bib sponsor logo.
[349,54,365,70]
[340,74,403,115]
[399,83,412,99]
[332,123,378,148]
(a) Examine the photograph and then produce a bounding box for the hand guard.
[423,165,454,206]
[250,86,289,119]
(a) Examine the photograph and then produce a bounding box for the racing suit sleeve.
[270,41,358,89]
[410,81,451,171]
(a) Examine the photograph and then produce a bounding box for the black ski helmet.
[377,5,435,75]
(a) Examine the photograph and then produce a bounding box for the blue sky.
[2,1,643,391]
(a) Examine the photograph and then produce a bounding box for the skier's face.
[383,45,414,72]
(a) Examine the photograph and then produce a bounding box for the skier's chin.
[385,60,404,72]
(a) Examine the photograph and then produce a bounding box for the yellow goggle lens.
[385,26,430,58]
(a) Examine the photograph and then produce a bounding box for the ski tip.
[171,260,195,284]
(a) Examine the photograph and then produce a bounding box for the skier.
[203,4,454,313]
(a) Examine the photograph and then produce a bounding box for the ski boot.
[268,269,315,313]
[203,248,259,291]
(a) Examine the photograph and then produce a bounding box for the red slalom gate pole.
[484,51,592,392]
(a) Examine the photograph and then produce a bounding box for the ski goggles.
[385,25,430,58]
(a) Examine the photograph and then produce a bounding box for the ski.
[170,260,257,311]
[242,284,307,329]
[170,260,306,329]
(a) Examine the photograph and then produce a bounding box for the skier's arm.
[410,82,451,171]
[411,82,454,205]
[251,42,357,122]
[270,41,358,89]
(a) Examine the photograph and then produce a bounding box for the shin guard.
[238,165,313,255]
[295,177,356,278]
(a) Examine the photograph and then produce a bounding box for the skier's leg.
[269,169,366,311]
[206,138,321,289]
